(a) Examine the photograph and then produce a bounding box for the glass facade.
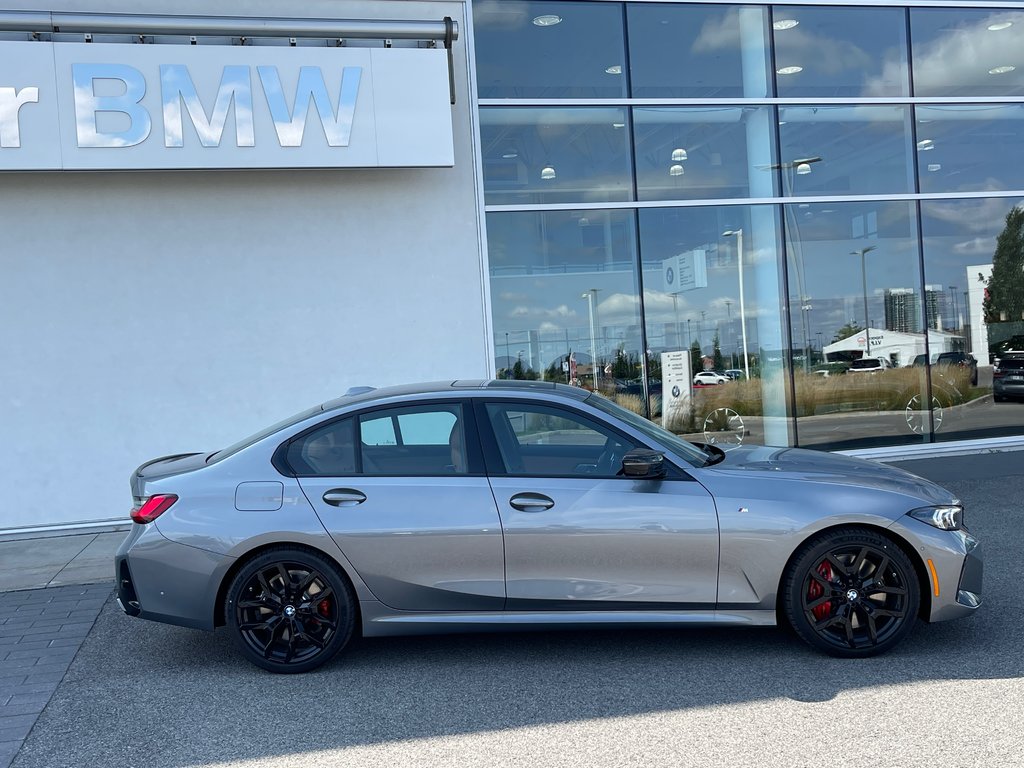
[474,1,1024,451]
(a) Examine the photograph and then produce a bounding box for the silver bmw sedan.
[116,380,982,673]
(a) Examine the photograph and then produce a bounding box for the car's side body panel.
[489,475,719,607]
[299,475,506,610]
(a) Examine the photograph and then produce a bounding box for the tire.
[225,546,356,673]
[782,528,919,658]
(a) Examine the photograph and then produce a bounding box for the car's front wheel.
[225,547,356,673]
[783,528,920,657]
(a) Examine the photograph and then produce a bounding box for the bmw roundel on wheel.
[116,380,982,673]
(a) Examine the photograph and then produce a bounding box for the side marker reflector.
[926,558,940,597]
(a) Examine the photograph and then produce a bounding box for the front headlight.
[908,505,964,531]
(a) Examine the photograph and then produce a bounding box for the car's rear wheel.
[783,528,919,657]
[225,547,356,673]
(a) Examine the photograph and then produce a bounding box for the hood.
[705,445,956,506]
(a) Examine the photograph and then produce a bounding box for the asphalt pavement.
[4,452,1024,767]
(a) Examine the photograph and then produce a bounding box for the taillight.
[131,494,178,524]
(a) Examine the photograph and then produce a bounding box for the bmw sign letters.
[0,41,454,170]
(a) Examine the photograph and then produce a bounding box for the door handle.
[509,492,554,512]
[322,489,367,507]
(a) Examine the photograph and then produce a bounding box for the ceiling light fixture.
[988,21,1014,31]
[796,162,812,175]
[928,163,942,172]
[777,66,803,75]
[532,14,562,27]
[501,150,518,159]
[671,148,688,162]
[540,165,556,180]
[605,65,622,75]
[669,164,685,176]
[612,122,625,129]
[773,19,800,31]
[917,139,935,151]
[989,65,1016,75]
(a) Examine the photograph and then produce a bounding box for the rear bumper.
[993,379,1024,397]
[115,523,232,630]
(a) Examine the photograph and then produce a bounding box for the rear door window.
[359,404,468,475]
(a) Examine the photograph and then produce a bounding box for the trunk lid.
[130,452,210,501]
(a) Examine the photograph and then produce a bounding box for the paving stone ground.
[0,584,113,768]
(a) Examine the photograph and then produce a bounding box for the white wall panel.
[0,0,486,530]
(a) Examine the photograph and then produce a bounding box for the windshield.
[850,359,881,369]
[586,392,710,468]
[208,404,323,462]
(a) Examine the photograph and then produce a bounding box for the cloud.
[953,237,996,257]
[770,27,874,76]
[924,197,1023,235]
[691,9,741,53]
[508,304,578,320]
[498,291,530,302]
[874,11,1024,96]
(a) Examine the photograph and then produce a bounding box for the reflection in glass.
[487,209,644,404]
[473,0,627,99]
[72,63,152,148]
[921,198,1024,442]
[480,108,633,205]
[628,4,771,99]
[771,5,909,97]
[911,9,1024,97]
[638,205,791,447]
[916,105,1024,194]
[783,201,928,449]
[778,106,914,196]
[633,107,777,201]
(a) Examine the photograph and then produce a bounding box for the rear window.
[1001,357,1024,371]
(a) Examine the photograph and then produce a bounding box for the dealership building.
[3,0,1024,533]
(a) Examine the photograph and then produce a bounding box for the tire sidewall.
[783,528,920,658]
[225,547,356,674]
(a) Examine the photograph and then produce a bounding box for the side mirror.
[621,449,666,479]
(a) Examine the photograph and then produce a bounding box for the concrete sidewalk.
[0,532,124,593]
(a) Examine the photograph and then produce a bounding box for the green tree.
[712,332,724,371]
[544,359,564,382]
[611,347,638,379]
[690,339,703,375]
[832,321,864,343]
[646,351,662,381]
[984,206,1024,324]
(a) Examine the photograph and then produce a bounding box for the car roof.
[320,379,591,413]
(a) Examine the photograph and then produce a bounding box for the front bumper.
[887,518,982,623]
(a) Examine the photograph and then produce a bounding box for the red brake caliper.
[317,599,331,617]
[807,561,834,621]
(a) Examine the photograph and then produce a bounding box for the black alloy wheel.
[783,528,920,657]
[225,547,355,673]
